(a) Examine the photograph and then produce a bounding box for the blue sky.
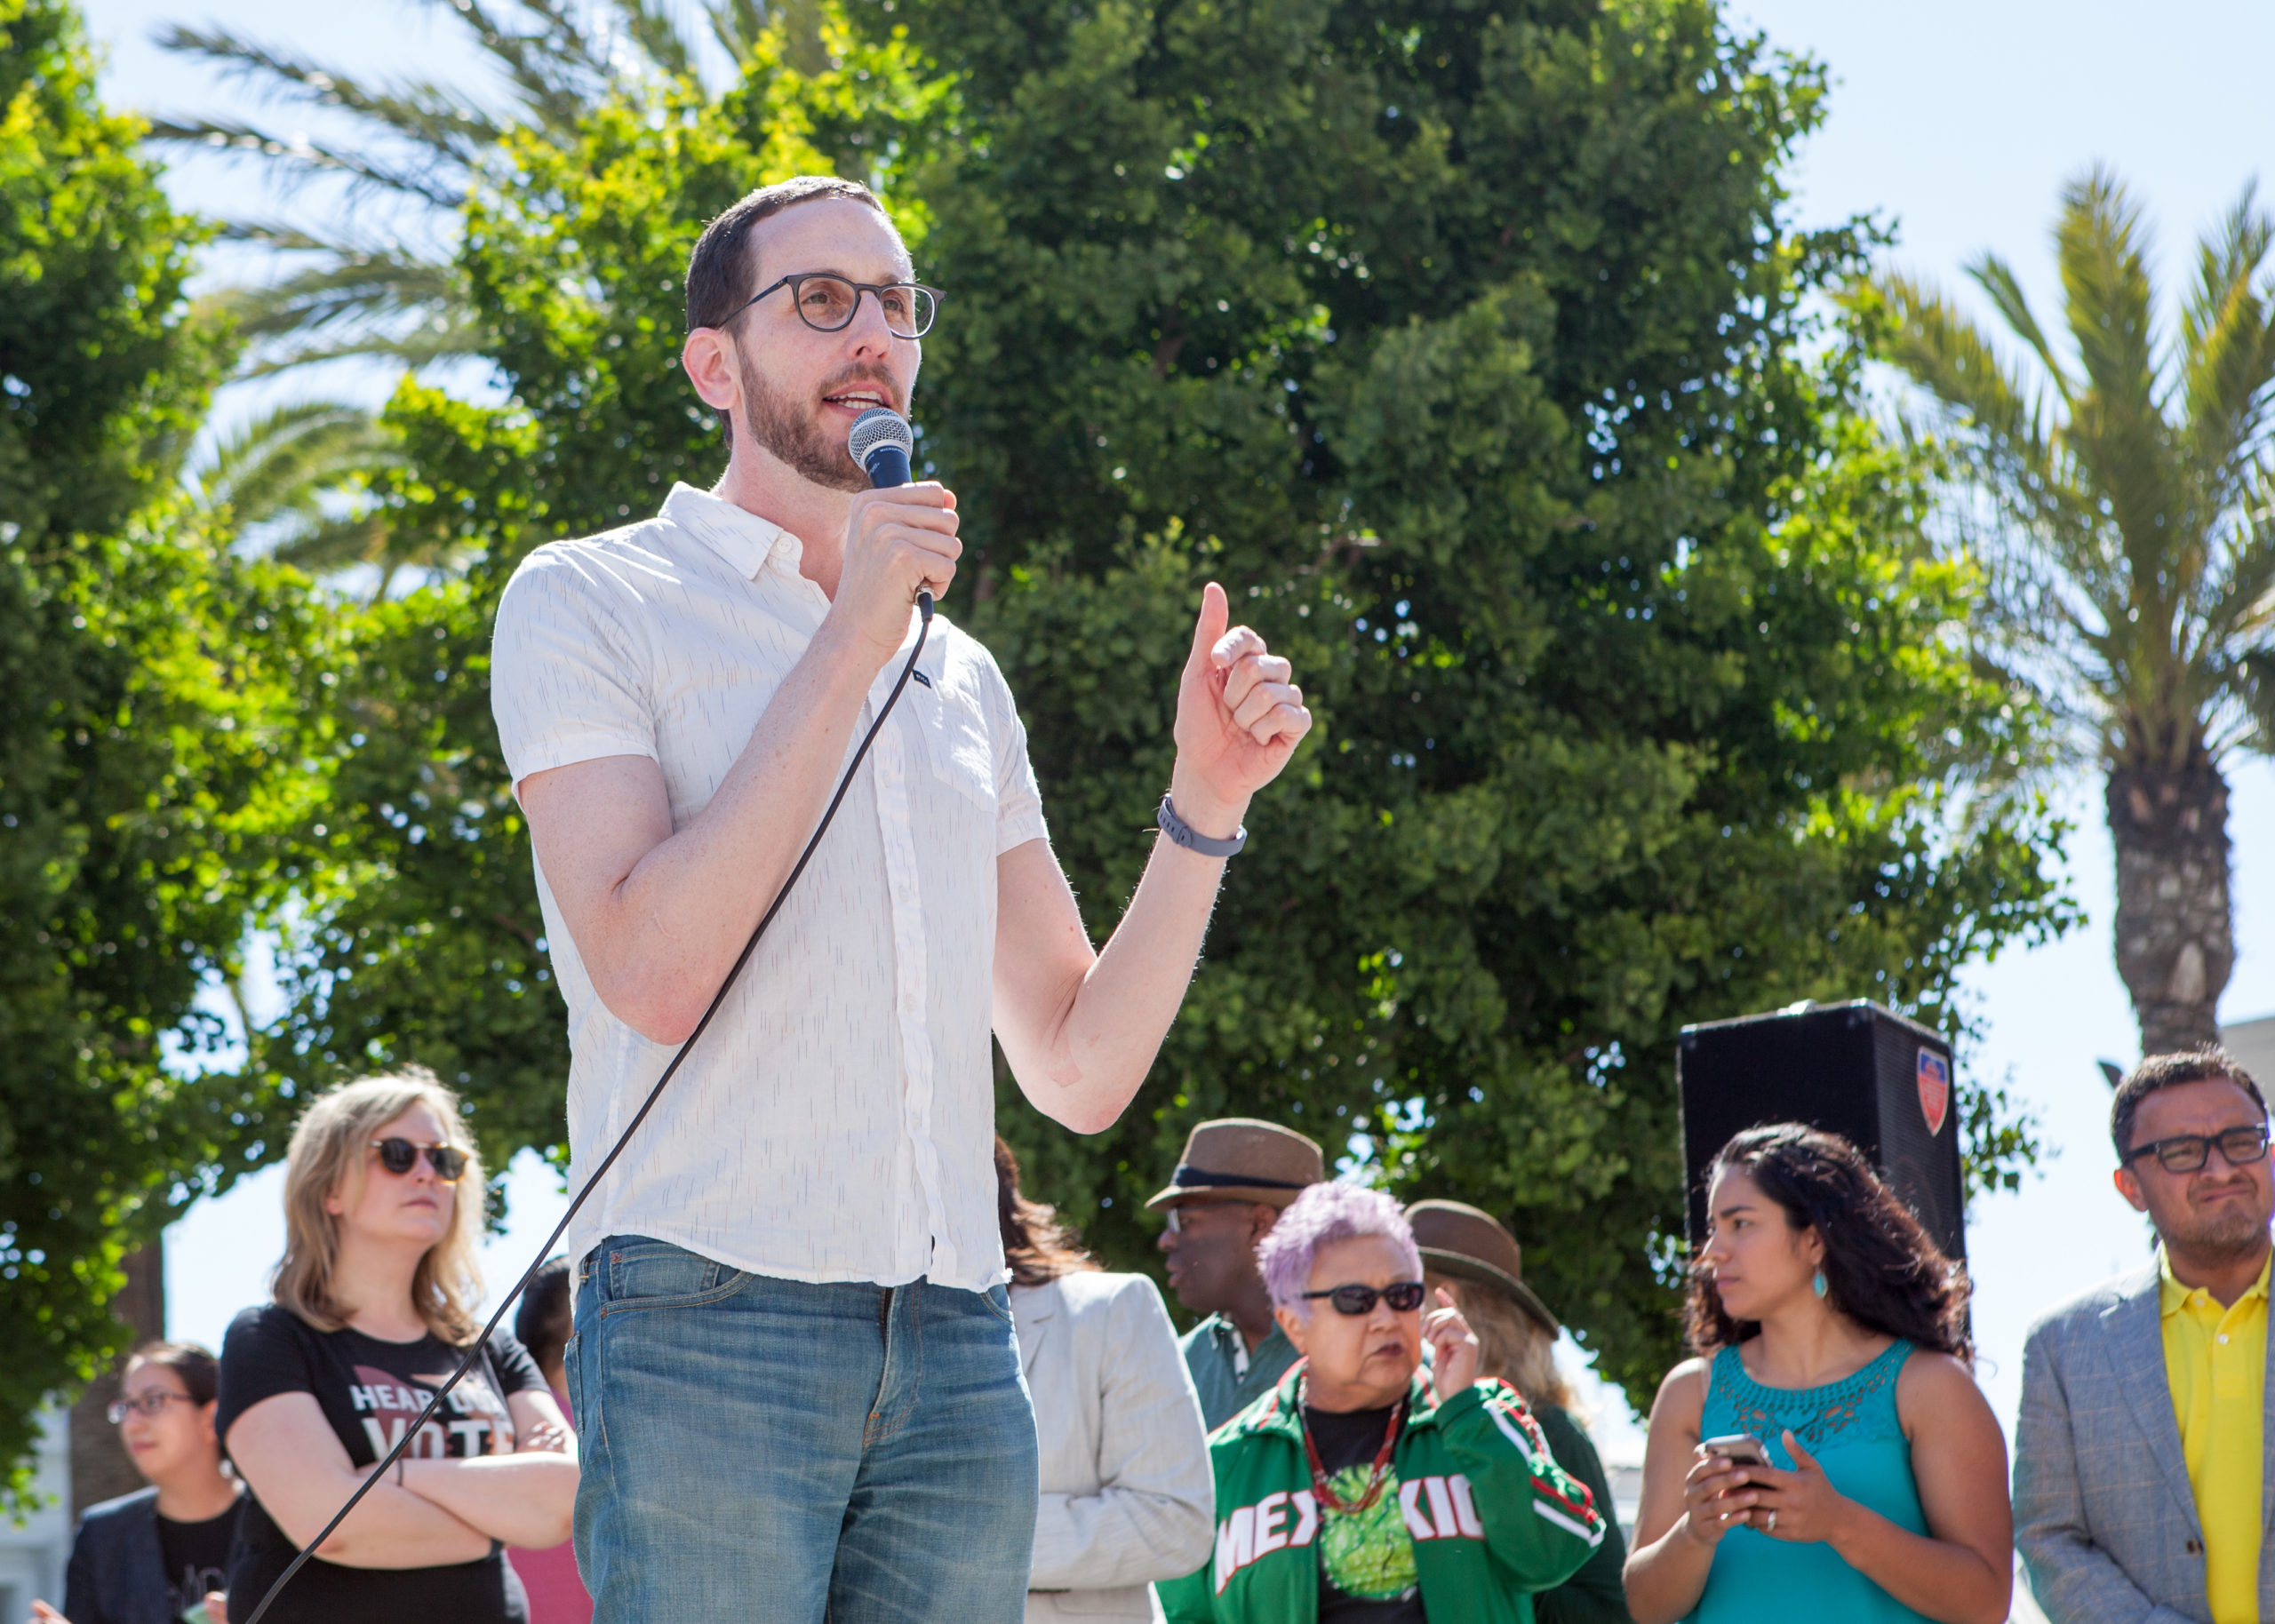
[74,0,2275,1461]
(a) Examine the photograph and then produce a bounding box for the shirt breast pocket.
[919,683,998,813]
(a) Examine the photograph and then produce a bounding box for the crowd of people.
[38,1043,2275,1623]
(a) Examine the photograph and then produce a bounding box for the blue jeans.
[566,1235,1039,1622]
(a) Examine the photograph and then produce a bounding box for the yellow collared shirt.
[2162,1246,2271,1624]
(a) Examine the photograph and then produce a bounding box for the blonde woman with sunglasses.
[215,1070,576,1623]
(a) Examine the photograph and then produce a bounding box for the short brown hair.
[686,175,890,331]
[2111,1047,2265,1162]
[683,175,893,438]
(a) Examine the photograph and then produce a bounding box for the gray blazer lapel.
[2102,1269,2201,1533]
[1013,1282,1056,1379]
[2263,1298,2275,1548]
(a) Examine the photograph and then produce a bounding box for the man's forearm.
[526,620,887,1042]
[1017,768,1242,1133]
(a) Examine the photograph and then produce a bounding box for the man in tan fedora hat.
[1149,1118,1324,1429]
[1407,1198,1632,1624]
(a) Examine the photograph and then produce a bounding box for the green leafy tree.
[0,0,330,1505]
[1868,168,2275,1056]
[269,0,2068,1399]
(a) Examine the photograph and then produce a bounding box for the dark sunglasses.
[2124,1123,2271,1174]
[371,1137,469,1182]
[1303,1280,1428,1316]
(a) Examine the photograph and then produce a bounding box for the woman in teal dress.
[1622,1124,2012,1624]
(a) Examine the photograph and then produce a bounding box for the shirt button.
[2217,1333,2230,1344]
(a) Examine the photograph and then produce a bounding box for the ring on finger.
[1765,1510,1777,1533]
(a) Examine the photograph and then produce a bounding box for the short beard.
[737,351,868,493]
[2164,1190,2273,1260]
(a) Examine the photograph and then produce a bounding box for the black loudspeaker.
[1678,1000,1965,1264]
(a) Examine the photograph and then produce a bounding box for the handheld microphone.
[847,406,932,621]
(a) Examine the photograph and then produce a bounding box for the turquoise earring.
[1812,1268,1828,1299]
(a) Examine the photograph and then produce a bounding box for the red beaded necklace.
[1297,1377,1406,1515]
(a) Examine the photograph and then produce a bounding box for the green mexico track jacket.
[1159,1361,1607,1624]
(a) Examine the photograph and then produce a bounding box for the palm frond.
[607,0,697,79]
[236,319,487,379]
[152,24,502,183]
[145,115,467,210]
[1964,254,2073,408]
[434,0,619,138]
[192,401,396,533]
[2053,166,2189,661]
[1870,271,2075,526]
[2178,181,2275,513]
[208,253,462,341]
[704,0,766,62]
[267,511,392,572]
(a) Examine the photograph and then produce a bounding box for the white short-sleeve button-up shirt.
[490,482,1049,1291]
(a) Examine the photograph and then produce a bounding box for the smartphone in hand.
[1699,1432,1769,1468]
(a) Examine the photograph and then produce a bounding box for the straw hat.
[1145,1119,1325,1210]
[1405,1198,1559,1337]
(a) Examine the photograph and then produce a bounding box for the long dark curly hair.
[994,1136,1100,1289]
[1686,1122,1972,1365]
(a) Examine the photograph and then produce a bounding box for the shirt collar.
[2158,1244,2274,1317]
[661,482,802,581]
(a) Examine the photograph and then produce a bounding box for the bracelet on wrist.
[1156,793,1247,858]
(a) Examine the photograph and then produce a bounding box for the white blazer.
[1014,1271,1216,1623]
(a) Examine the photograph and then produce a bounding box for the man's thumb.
[1185,581,1229,679]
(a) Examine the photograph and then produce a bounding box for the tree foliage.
[0,0,332,1505]
[267,0,2072,1400]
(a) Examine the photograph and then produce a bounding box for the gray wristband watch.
[1156,793,1247,858]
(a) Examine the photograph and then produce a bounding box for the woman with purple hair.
[1159,1183,1608,1623]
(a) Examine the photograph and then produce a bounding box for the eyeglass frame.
[727,272,943,338]
[370,1137,469,1183]
[108,1390,196,1425]
[1301,1281,1429,1317]
[2122,1122,2272,1174]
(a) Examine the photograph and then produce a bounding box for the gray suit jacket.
[2016,1262,2275,1623]
[1014,1271,1215,1623]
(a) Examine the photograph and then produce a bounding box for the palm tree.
[147,0,789,380]
[184,401,460,597]
[1869,165,2275,1055]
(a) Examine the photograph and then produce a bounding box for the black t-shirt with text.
[216,1304,549,1624]
[158,1500,241,1620]
[1303,1402,1427,1624]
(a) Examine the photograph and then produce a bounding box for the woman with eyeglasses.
[1159,1182,1607,1623]
[32,1342,240,1624]
[215,1069,576,1623]
[1622,1124,2010,1624]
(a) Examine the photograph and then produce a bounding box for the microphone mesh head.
[847,406,914,468]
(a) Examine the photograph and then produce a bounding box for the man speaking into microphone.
[488,175,1311,1621]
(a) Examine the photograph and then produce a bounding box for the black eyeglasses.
[1303,1281,1428,1317]
[2124,1124,2271,1174]
[371,1138,469,1182]
[731,273,940,338]
[108,1391,194,1424]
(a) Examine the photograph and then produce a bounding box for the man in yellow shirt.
[2016,1048,2275,1624]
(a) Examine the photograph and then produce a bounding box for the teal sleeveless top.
[1688,1339,1929,1624]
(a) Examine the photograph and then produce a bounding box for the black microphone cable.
[241,588,935,1624]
